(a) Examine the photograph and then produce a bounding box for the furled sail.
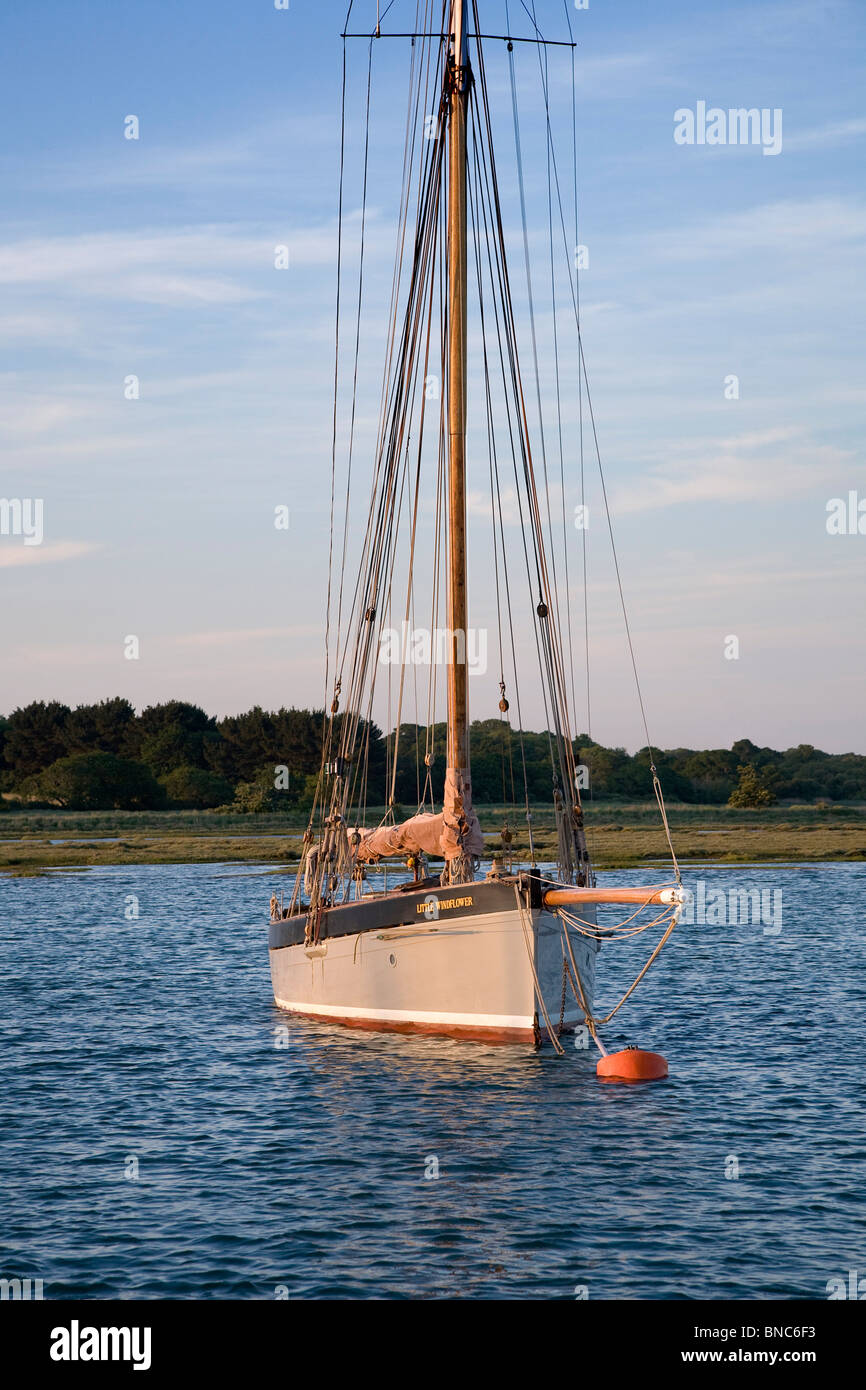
[353,767,484,864]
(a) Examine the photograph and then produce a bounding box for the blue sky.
[0,0,864,753]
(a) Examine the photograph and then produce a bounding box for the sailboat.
[269,1,685,1062]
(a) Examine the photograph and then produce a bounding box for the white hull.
[269,884,598,1045]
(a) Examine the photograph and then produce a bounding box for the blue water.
[1,862,864,1300]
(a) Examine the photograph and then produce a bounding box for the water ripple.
[1,861,864,1299]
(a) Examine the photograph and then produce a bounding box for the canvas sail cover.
[354,767,484,863]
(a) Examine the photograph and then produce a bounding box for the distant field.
[1,802,864,874]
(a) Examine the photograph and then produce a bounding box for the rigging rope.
[517,8,682,887]
[309,4,679,934]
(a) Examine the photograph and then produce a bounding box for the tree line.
[0,698,863,812]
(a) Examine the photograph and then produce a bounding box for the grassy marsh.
[1,803,863,875]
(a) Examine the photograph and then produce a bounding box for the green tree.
[671,747,738,804]
[0,715,10,789]
[728,763,776,809]
[130,702,220,775]
[64,698,136,756]
[21,753,166,810]
[210,705,274,782]
[633,749,696,802]
[5,701,71,777]
[271,707,325,777]
[230,769,283,814]
[209,706,355,786]
[160,765,234,809]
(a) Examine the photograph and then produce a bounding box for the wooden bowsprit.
[545,884,688,1082]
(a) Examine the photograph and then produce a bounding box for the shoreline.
[2,805,864,876]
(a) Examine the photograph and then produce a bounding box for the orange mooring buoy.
[596,1047,668,1083]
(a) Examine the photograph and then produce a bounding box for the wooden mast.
[446,0,469,784]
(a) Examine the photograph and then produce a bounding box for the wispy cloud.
[467,481,570,527]
[173,627,320,647]
[0,541,100,568]
[613,427,853,513]
[467,486,520,525]
[0,310,83,341]
[646,197,866,262]
[784,117,866,152]
[0,220,377,307]
[32,114,335,194]
[0,394,96,435]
